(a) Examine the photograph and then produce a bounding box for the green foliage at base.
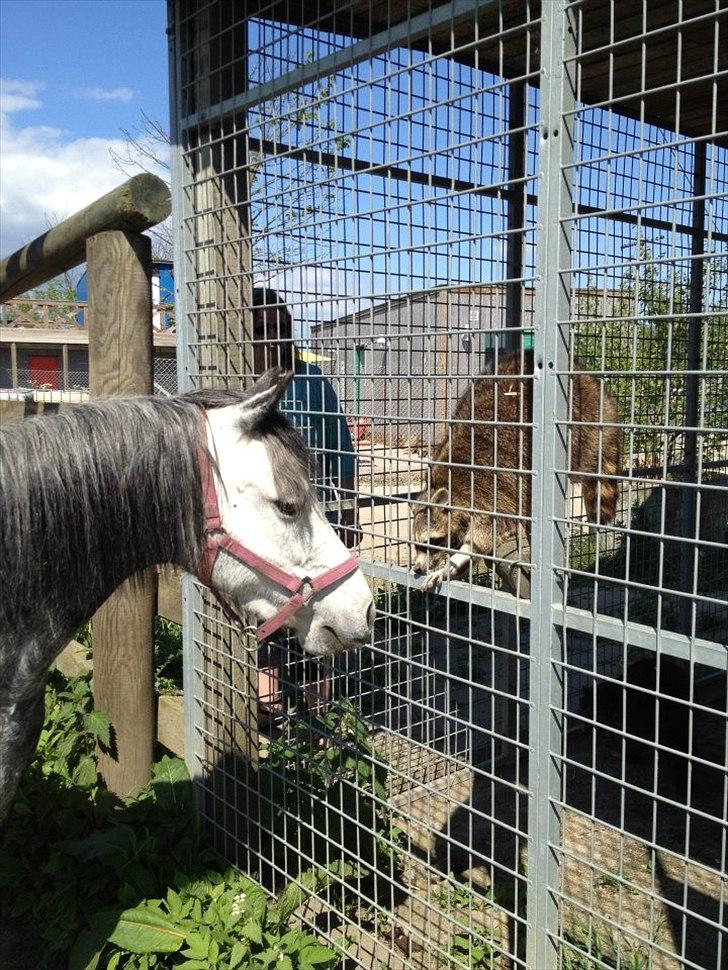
[0,670,342,969]
[247,698,404,903]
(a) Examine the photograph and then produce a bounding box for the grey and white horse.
[0,368,374,820]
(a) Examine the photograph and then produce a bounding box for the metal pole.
[10,341,18,388]
[62,343,69,391]
[527,2,576,966]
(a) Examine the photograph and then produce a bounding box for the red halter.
[196,413,359,643]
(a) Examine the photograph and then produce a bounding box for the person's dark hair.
[252,287,294,371]
[253,288,293,331]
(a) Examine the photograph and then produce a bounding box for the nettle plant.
[0,670,343,970]
[248,696,404,907]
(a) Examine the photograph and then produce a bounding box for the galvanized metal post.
[167,0,203,785]
[526,2,576,966]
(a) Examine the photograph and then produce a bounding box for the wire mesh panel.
[553,4,728,969]
[169,1,727,967]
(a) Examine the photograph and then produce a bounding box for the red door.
[28,354,60,389]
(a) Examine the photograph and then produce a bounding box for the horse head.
[197,368,374,656]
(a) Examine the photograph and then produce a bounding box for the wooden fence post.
[87,229,157,797]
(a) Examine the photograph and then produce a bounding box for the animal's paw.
[421,566,450,592]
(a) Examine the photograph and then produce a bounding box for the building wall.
[312,284,537,447]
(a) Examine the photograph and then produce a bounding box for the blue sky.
[0,0,169,254]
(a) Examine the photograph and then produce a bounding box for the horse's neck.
[2,397,203,644]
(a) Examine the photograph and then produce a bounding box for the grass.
[561,921,651,970]
[429,876,505,969]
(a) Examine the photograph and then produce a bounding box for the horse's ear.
[240,367,293,425]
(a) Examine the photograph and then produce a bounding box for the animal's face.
[203,371,374,656]
[411,486,457,574]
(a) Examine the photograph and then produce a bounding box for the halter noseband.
[196,412,359,643]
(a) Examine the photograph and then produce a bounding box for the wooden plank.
[0,400,25,425]
[55,642,185,758]
[158,694,185,757]
[0,326,176,347]
[158,570,183,625]
[87,229,157,799]
[0,174,171,301]
[55,639,91,680]
[191,4,259,776]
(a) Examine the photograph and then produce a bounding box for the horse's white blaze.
[204,401,374,656]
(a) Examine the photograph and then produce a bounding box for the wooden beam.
[191,3,259,777]
[55,641,185,759]
[157,694,185,758]
[87,229,157,798]
[158,570,182,625]
[0,174,170,301]
[61,343,69,390]
[10,341,18,388]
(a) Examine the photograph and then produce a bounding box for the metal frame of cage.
[168,2,727,967]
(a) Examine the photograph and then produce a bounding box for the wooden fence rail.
[1,297,87,329]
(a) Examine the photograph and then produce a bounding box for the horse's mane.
[0,391,311,633]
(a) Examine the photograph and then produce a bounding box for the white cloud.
[0,83,169,256]
[77,86,134,103]
[0,78,44,113]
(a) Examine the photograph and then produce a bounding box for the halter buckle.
[298,577,315,604]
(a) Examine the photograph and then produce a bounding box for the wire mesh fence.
[169,1,727,967]
[2,357,178,398]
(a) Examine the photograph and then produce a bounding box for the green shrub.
[0,670,343,969]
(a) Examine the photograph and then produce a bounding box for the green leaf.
[107,906,186,954]
[240,919,263,946]
[229,940,249,968]
[150,756,191,811]
[64,825,135,863]
[68,926,105,970]
[181,931,209,959]
[68,913,122,970]
[268,868,334,930]
[74,755,98,788]
[299,943,339,965]
[83,710,111,747]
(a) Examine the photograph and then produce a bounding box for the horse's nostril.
[366,601,375,628]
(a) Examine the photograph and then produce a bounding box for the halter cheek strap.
[196,412,359,643]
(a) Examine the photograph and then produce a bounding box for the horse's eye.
[275,501,298,518]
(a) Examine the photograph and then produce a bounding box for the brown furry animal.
[412,350,621,592]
